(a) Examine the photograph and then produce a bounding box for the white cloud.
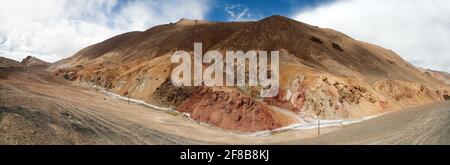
[225,4,254,22]
[294,0,450,72]
[0,0,210,62]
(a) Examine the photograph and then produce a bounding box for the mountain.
[429,70,450,85]
[0,56,50,68]
[21,56,50,67]
[417,67,450,85]
[52,16,450,132]
[0,56,25,68]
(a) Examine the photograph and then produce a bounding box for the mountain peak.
[265,15,288,20]
[21,56,50,67]
[261,15,295,22]
[175,18,209,26]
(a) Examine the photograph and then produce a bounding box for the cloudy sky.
[0,0,449,72]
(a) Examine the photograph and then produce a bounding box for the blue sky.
[205,0,331,21]
[0,0,450,72]
[108,0,332,22]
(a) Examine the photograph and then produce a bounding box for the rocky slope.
[51,16,450,132]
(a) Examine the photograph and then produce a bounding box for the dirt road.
[0,68,205,144]
[282,101,450,144]
[1,68,449,144]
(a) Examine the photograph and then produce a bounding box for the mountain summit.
[21,56,50,67]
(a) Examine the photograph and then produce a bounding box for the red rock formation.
[177,87,281,132]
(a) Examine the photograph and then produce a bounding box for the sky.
[0,0,449,73]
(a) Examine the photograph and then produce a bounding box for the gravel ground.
[281,101,450,144]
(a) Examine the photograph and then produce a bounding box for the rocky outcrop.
[374,79,445,108]
[265,72,390,119]
[444,95,450,100]
[154,79,195,106]
[177,87,282,132]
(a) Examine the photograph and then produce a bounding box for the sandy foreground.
[1,68,449,144]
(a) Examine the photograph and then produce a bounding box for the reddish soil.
[177,87,282,132]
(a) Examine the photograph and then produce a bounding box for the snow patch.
[102,90,175,112]
[235,113,385,137]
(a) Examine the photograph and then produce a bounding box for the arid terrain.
[1,15,450,144]
[1,67,449,144]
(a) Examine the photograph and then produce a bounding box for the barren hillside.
[51,15,450,132]
[2,67,449,144]
[0,57,24,68]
